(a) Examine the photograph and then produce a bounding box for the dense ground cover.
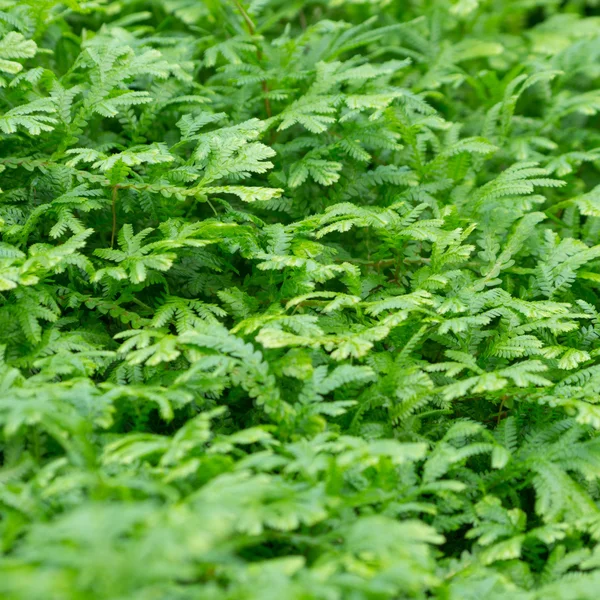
[4,0,600,597]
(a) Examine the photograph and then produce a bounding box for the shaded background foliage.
[3,0,600,598]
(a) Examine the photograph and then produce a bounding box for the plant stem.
[232,0,272,118]
[111,186,118,248]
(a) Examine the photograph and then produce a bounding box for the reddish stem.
[232,0,272,118]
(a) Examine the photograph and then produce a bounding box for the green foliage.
[4,0,600,598]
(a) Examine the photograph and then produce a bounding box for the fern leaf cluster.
[4,0,600,598]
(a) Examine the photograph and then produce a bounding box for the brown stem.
[497,396,508,425]
[232,0,272,118]
[111,186,118,248]
[261,81,272,118]
[232,0,255,33]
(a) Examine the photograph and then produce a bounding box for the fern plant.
[3,0,600,598]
